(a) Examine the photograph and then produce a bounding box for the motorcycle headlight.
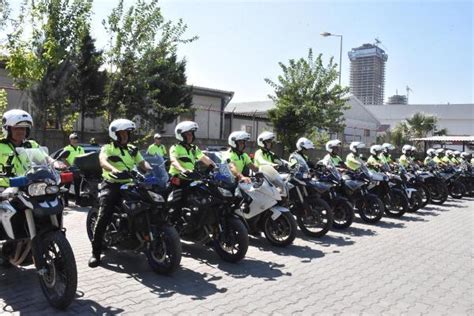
[148,191,165,203]
[218,187,233,197]
[28,183,47,196]
[45,185,59,195]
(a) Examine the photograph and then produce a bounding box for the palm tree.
[405,112,438,138]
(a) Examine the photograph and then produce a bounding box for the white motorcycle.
[235,165,297,247]
[0,147,77,309]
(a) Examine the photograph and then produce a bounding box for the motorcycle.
[167,163,249,262]
[339,163,385,224]
[395,166,423,212]
[0,147,77,309]
[436,165,466,199]
[418,162,449,205]
[235,164,297,247]
[315,162,355,230]
[367,164,409,218]
[285,153,334,237]
[86,155,181,274]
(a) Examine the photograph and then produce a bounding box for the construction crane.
[374,37,388,51]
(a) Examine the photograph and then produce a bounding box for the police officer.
[223,131,258,183]
[253,131,281,167]
[88,119,152,268]
[147,133,167,157]
[168,121,215,179]
[345,141,365,171]
[367,145,384,171]
[399,144,413,168]
[0,110,39,187]
[424,148,436,166]
[322,139,345,168]
[62,132,85,206]
[380,143,395,165]
[289,137,316,169]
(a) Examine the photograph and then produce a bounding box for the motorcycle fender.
[231,213,250,231]
[405,188,417,198]
[270,206,290,220]
[0,201,17,239]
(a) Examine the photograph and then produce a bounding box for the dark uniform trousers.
[91,181,123,256]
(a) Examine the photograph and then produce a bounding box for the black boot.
[88,253,101,268]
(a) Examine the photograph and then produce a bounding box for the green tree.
[265,49,349,151]
[69,30,106,140]
[102,0,196,128]
[0,89,8,113]
[5,0,93,141]
[405,112,438,138]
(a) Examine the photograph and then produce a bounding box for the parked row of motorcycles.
[0,147,472,309]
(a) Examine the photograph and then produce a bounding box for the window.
[364,129,370,137]
[242,125,252,137]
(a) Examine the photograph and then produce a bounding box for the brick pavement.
[0,198,473,315]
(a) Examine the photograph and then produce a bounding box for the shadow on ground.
[101,249,227,300]
[0,266,122,315]
[249,235,326,264]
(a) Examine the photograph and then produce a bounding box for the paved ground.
[0,198,473,315]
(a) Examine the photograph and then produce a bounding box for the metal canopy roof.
[410,136,474,142]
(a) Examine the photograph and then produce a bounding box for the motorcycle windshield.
[146,154,169,189]
[290,153,309,175]
[324,159,342,181]
[15,147,59,182]
[359,162,371,178]
[214,163,235,185]
[260,164,286,192]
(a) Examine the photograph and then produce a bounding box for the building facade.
[226,96,381,146]
[348,43,388,105]
[365,104,474,136]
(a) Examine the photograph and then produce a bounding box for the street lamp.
[321,32,343,86]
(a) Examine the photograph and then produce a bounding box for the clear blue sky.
[10,0,474,104]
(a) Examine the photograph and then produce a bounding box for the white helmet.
[175,121,199,142]
[325,139,341,153]
[410,146,417,152]
[257,131,275,147]
[69,132,78,140]
[2,109,33,137]
[228,131,251,148]
[426,148,436,157]
[296,137,315,151]
[382,143,395,153]
[154,133,162,139]
[402,144,412,154]
[108,119,136,141]
[445,150,453,156]
[435,148,444,156]
[349,141,365,153]
[370,144,383,156]
[461,152,471,159]
[453,150,461,157]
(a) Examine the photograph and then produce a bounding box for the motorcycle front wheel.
[449,181,465,199]
[213,217,248,263]
[358,194,384,224]
[146,225,182,274]
[332,198,355,230]
[263,212,297,247]
[36,231,77,310]
[384,190,408,218]
[407,190,423,212]
[296,197,333,237]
